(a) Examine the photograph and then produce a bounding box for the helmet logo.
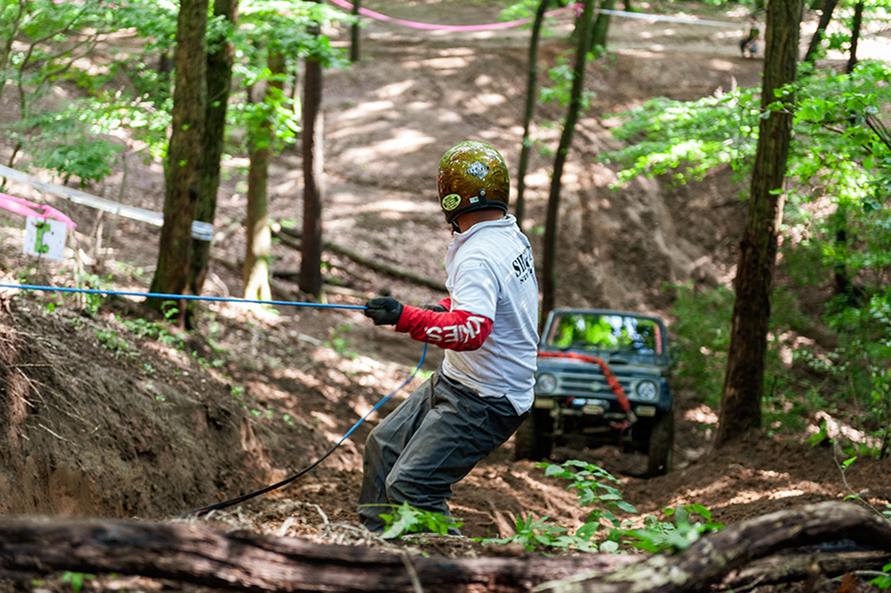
[442,193,461,211]
[467,161,489,179]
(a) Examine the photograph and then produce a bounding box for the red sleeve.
[437,297,452,311]
[396,304,492,351]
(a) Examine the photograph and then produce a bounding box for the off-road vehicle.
[515,308,674,475]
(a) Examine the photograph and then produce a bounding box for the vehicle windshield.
[545,312,664,356]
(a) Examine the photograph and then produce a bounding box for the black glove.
[364,297,404,326]
[421,303,447,313]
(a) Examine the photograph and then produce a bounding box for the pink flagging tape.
[328,0,581,32]
[0,192,77,228]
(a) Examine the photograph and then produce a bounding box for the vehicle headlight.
[535,373,557,394]
[635,380,658,402]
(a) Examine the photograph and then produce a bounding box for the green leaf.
[686,504,712,522]
[381,502,421,539]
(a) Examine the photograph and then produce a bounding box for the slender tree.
[149,0,208,316]
[515,0,550,228]
[350,0,361,63]
[590,0,616,53]
[803,0,838,65]
[846,0,864,73]
[540,0,595,323]
[189,0,238,303]
[300,16,325,298]
[715,0,803,447]
[243,50,286,301]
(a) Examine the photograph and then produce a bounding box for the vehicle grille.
[553,369,618,398]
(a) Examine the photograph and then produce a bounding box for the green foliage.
[668,283,734,409]
[60,571,95,593]
[376,502,463,539]
[604,59,891,200]
[0,0,352,179]
[627,504,724,553]
[120,316,184,349]
[474,460,722,553]
[32,139,122,187]
[601,87,760,186]
[74,272,112,316]
[541,459,637,514]
[539,53,596,110]
[227,0,352,153]
[812,293,891,455]
[374,462,723,554]
[873,563,891,590]
[498,1,570,39]
[784,196,891,453]
[536,459,637,550]
[481,512,600,552]
[94,328,131,358]
[789,60,891,211]
[607,58,891,453]
[0,0,175,171]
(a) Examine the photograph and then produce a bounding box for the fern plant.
[375,502,463,539]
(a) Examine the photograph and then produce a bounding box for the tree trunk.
[590,0,615,53]
[243,51,286,301]
[0,502,888,593]
[803,0,838,64]
[514,0,550,228]
[540,0,595,325]
[300,18,325,298]
[350,0,361,63]
[188,0,237,304]
[846,0,864,73]
[715,0,802,447]
[0,1,26,105]
[149,0,208,317]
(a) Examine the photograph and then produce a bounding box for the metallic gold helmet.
[437,141,509,224]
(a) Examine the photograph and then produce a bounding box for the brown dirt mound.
[0,290,314,518]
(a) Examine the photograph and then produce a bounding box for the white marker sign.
[23,217,67,261]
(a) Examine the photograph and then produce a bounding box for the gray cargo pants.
[358,369,526,533]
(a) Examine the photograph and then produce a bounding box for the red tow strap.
[537,350,635,428]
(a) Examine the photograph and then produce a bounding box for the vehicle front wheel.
[513,408,553,461]
[646,411,674,476]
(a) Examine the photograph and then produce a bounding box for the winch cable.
[0,283,367,311]
[177,343,427,519]
[537,350,636,429]
[0,281,428,518]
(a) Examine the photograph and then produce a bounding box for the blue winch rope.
[0,283,367,310]
[177,342,428,519]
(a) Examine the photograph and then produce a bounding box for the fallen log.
[0,515,636,592]
[725,550,890,589]
[539,500,891,593]
[0,502,888,593]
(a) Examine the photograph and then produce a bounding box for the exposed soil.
[1,1,890,591]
